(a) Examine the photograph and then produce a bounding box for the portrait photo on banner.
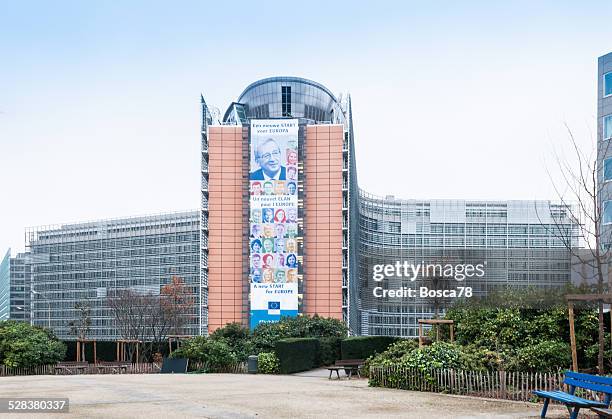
[249,133,298,182]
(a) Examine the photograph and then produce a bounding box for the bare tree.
[142,276,194,359]
[107,276,194,361]
[67,302,92,361]
[540,125,612,373]
[107,289,152,360]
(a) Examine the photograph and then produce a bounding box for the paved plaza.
[0,371,568,418]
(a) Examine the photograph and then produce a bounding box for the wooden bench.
[533,371,612,419]
[327,366,343,380]
[95,362,131,374]
[591,407,612,418]
[327,359,365,380]
[54,362,89,375]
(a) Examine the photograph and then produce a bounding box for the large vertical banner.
[249,119,299,329]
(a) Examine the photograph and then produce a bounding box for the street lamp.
[14,306,33,326]
[32,290,51,329]
[15,306,32,326]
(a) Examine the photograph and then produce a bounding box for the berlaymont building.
[3,73,585,339]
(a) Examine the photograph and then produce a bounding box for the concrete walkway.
[0,373,569,418]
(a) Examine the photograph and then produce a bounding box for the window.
[605,158,612,182]
[605,72,612,97]
[604,201,612,225]
[281,86,291,116]
[605,115,612,140]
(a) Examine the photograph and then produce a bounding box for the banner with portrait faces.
[249,119,299,329]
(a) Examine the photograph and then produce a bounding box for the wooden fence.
[0,364,55,377]
[369,366,573,402]
[188,361,247,374]
[0,363,161,377]
[0,361,247,377]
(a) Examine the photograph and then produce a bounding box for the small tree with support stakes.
[76,338,97,364]
[539,125,612,374]
[418,319,454,348]
[68,302,93,363]
[116,339,141,364]
[566,293,612,372]
[168,335,191,356]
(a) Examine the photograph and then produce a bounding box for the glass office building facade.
[598,52,612,248]
[9,252,31,322]
[25,211,200,340]
[0,250,33,323]
[0,250,9,321]
[359,194,577,337]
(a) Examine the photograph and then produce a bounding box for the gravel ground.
[0,372,574,418]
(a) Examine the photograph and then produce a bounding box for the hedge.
[275,338,319,374]
[317,336,342,366]
[341,336,398,360]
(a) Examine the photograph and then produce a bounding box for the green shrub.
[457,344,505,371]
[507,341,571,372]
[368,342,463,388]
[445,299,599,360]
[341,336,398,360]
[257,352,280,374]
[317,336,342,366]
[401,342,463,371]
[444,307,494,346]
[0,320,66,368]
[286,315,347,338]
[252,315,347,354]
[373,339,418,361]
[523,307,567,344]
[585,333,612,370]
[366,340,504,373]
[476,308,524,350]
[251,323,284,353]
[363,339,418,376]
[171,336,237,372]
[210,323,254,362]
[275,338,319,374]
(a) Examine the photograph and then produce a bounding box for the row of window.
[35,274,199,289]
[604,71,612,140]
[603,201,612,224]
[359,233,568,247]
[359,248,569,258]
[359,221,572,236]
[36,221,198,241]
[35,264,198,277]
[33,233,199,253]
[48,245,198,262]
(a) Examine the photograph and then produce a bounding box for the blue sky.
[1,1,612,252]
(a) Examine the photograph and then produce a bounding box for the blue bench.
[533,371,612,419]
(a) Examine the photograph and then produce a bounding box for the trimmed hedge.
[275,338,319,374]
[317,336,342,366]
[341,336,398,360]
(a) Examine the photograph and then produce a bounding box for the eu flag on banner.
[268,301,280,315]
